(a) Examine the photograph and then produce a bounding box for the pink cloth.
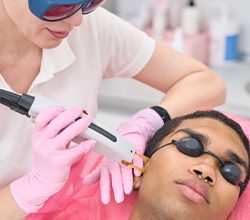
[222,113,250,220]
[26,151,137,220]
[26,112,250,220]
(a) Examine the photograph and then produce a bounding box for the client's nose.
[190,165,216,186]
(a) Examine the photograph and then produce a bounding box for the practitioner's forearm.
[0,186,27,220]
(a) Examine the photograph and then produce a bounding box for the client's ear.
[133,176,142,191]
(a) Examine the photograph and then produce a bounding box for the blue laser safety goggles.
[154,137,246,190]
[28,0,105,22]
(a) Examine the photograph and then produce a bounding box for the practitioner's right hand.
[10,106,96,213]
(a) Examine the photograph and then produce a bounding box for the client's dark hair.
[145,110,250,194]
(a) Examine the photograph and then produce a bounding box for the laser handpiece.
[0,89,138,163]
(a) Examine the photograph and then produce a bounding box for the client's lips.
[48,29,70,39]
[176,180,210,205]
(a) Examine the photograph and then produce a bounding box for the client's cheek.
[210,184,239,218]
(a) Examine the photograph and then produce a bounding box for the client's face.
[135,118,249,220]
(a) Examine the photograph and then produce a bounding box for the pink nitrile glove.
[10,106,97,213]
[83,108,164,204]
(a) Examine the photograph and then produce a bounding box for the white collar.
[0,39,76,93]
[32,39,76,88]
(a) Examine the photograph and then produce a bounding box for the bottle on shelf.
[181,0,201,36]
[208,1,240,67]
[171,28,186,54]
[152,0,169,41]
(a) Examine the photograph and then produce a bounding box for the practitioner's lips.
[48,29,70,39]
[176,179,210,205]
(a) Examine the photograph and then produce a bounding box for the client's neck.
[129,200,160,220]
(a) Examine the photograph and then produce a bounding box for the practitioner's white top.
[0,7,155,187]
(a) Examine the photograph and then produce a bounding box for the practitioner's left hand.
[83,108,164,204]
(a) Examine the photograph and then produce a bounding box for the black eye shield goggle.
[151,137,247,190]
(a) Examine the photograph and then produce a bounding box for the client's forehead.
[170,117,248,165]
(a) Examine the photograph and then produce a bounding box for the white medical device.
[0,89,136,163]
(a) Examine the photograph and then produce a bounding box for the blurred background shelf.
[214,62,250,118]
[97,62,250,129]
